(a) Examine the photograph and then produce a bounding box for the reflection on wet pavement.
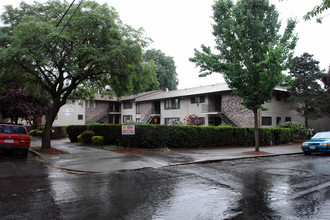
[1,153,330,219]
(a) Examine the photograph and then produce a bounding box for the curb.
[29,148,303,173]
[29,149,52,166]
[164,152,304,168]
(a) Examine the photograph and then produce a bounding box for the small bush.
[67,125,88,142]
[60,126,67,137]
[29,129,38,137]
[277,121,309,139]
[36,130,44,137]
[78,130,95,144]
[92,136,104,146]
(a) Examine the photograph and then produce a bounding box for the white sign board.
[122,125,135,135]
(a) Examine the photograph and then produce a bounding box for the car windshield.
[0,125,27,135]
[311,132,330,140]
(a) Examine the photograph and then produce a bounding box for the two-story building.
[52,83,330,131]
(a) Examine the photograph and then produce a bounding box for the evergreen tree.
[288,53,326,128]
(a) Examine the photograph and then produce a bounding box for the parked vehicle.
[301,131,330,155]
[0,124,31,156]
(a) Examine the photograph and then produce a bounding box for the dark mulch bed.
[31,147,69,155]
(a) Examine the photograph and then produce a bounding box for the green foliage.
[67,124,293,148]
[78,130,95,144]
[60,126,67,137]
[29,129,38,137]
[288,53,327,128]
[92,136,104,146]
[0,0,157,148]
[303,0,330,23]
[144,49,179,91]
[66,125,89,142]
[190,0,297,149]
[277,121,312,139]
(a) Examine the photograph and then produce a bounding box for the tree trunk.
[305,116,309,129]
[253,108,260,152]
[41,103,61,149]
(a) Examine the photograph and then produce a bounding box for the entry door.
[215,95,222,112]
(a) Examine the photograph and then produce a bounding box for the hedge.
[66,124,294,149]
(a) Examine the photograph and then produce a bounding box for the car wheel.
[22,149,29,157]
[304,151,311,155]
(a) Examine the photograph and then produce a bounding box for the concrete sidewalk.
[30,137,303,173]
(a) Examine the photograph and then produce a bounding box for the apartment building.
[53,83,330,131]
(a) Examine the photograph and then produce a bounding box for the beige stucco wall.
[53,101,85,126]
[262,93,304,127]
[160,97,210,125]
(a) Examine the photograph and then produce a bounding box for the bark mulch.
[31,147,69,155]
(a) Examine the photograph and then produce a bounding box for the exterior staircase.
[218,112,237,127]
[96,113,110,123]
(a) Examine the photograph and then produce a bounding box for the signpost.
[122,125,135,135]
[122,125,135,148]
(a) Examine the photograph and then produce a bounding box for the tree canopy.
[144,49,178,91]
[190,0,297,150]
[303,0,330,23]
[288,53,326,128]
[0,0,157,148]
[0,87,51,125]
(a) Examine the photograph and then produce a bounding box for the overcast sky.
[1,0,329,89]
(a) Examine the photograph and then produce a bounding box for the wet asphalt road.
[0,152,330,220]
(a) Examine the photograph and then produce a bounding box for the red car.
[0,124,31,156]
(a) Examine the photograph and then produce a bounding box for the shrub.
[29,129,38,137]
[184,114,201,125]
[67,125,88,142]
[78,130,95,144]
[92,136,104,146]
[60,126,67,137]
[277,121,309,139]
[67,124,293,148]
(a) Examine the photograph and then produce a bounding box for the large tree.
[144,49,178,91]
[190,0,297,151]
[288,53,326,128]
[0,0,157,148]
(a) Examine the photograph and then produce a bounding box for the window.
[165,100,172,109]
[109,102,120,112]
[191,96,205,104]
[136,103,141,114]
[136,118,141,122]
[164,98,180,110]
[123,101,133,109]
[276,117,281,125]
[165,117,180,125]
[285,117,291,122]
[78,114,83,120]
[123,115,132,123]
[93,101,96,109]
[262,117,272,126]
